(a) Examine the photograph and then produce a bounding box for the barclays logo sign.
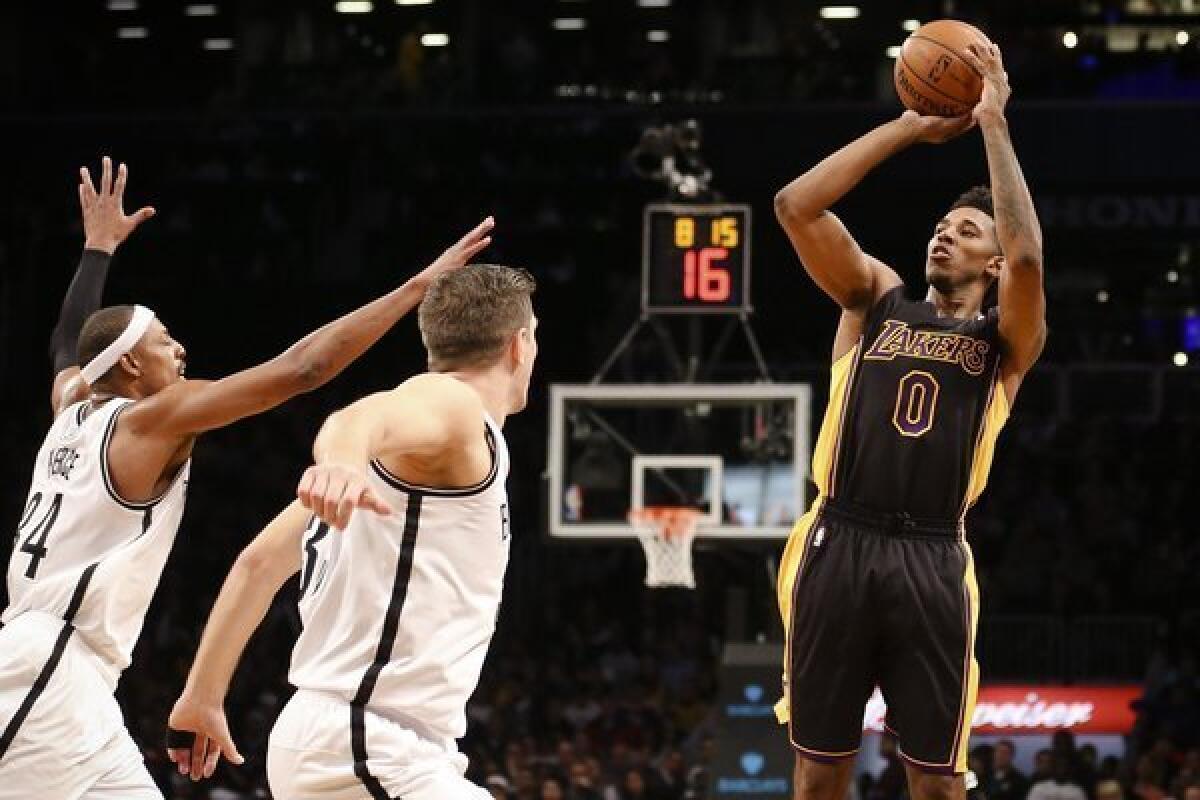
[741,752,764,775]
[716,750,789,795]
[725,684,773,718]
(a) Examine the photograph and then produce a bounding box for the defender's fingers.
[101,156,113,196]
[462,236,492,260]
[459,215,495,245]
[203,744,221,779]
[320,476,349,528]
[189,736,208,780]
[310,472,334,521]
[114,162,128,198]
[360,487,393,517]
[80,167,98,200]
[335,483,361,529]
[130,206,156,227]
[297,466,318,508]
[219,732,245,766]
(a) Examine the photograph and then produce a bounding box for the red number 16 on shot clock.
[642,204,752,314]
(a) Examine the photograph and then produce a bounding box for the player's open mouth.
[931,245,951,260]
[178,363,187,377]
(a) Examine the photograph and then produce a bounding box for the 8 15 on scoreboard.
[641,204,752,314]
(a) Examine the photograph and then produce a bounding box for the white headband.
[80,305,156,385]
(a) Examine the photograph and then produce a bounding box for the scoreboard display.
[641,203,752,314]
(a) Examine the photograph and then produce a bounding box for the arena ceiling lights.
[335,1,374,13]
[819,6,860,19]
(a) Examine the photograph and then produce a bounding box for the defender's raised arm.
[120,217,495,438]
[50,157,156,414]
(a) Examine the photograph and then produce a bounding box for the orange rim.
[629,506,702,539]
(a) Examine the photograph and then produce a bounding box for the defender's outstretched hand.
[166,692,244,782]
[411,216,495,290]
[79,156,156,255]
[297,463,394,530]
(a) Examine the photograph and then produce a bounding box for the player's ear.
[117,351,143,379]
[507,328,525,368]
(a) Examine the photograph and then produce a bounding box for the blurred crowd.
[9,1,1200,112]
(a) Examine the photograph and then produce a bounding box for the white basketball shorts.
[268,689,491,800]
[0,612,160,799]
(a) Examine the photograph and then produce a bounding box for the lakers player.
[166,264,536,799]
[772,45,1044,800]
[0,156,494,800]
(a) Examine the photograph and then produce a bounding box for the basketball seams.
[908,34,985,81]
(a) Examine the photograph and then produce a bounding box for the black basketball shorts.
[784,497,979,775]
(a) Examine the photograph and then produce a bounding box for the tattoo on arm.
[980,122,1042,259]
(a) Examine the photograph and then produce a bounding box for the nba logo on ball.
[740,752,765,776]
[744,684,764,703]
[928,54,953,82]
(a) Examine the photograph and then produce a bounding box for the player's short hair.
[419,264,537,372]
[950,185,994,218]
[77,305,136,380]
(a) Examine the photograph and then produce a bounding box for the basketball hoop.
[628,506,699,589]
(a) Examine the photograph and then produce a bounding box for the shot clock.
[641,204,752,314]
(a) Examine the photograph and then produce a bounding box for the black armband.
[49,248,112,373]
[165,726,197,750]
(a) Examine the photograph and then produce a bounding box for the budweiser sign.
[862,686,1139,734]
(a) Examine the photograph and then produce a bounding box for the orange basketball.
[894,19,992,117]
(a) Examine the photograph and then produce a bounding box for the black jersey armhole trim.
[99,401,182,511]
[369,424,498,497]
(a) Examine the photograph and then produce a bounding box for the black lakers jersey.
[818,285,1009,521]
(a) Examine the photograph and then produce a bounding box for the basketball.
[894,19,992,117]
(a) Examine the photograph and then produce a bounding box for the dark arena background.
[2,1,1200,799]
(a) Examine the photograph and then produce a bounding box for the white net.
[630,508,698,589]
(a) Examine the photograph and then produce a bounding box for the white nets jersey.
[2,398,190,688]
[288,413,511,748]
